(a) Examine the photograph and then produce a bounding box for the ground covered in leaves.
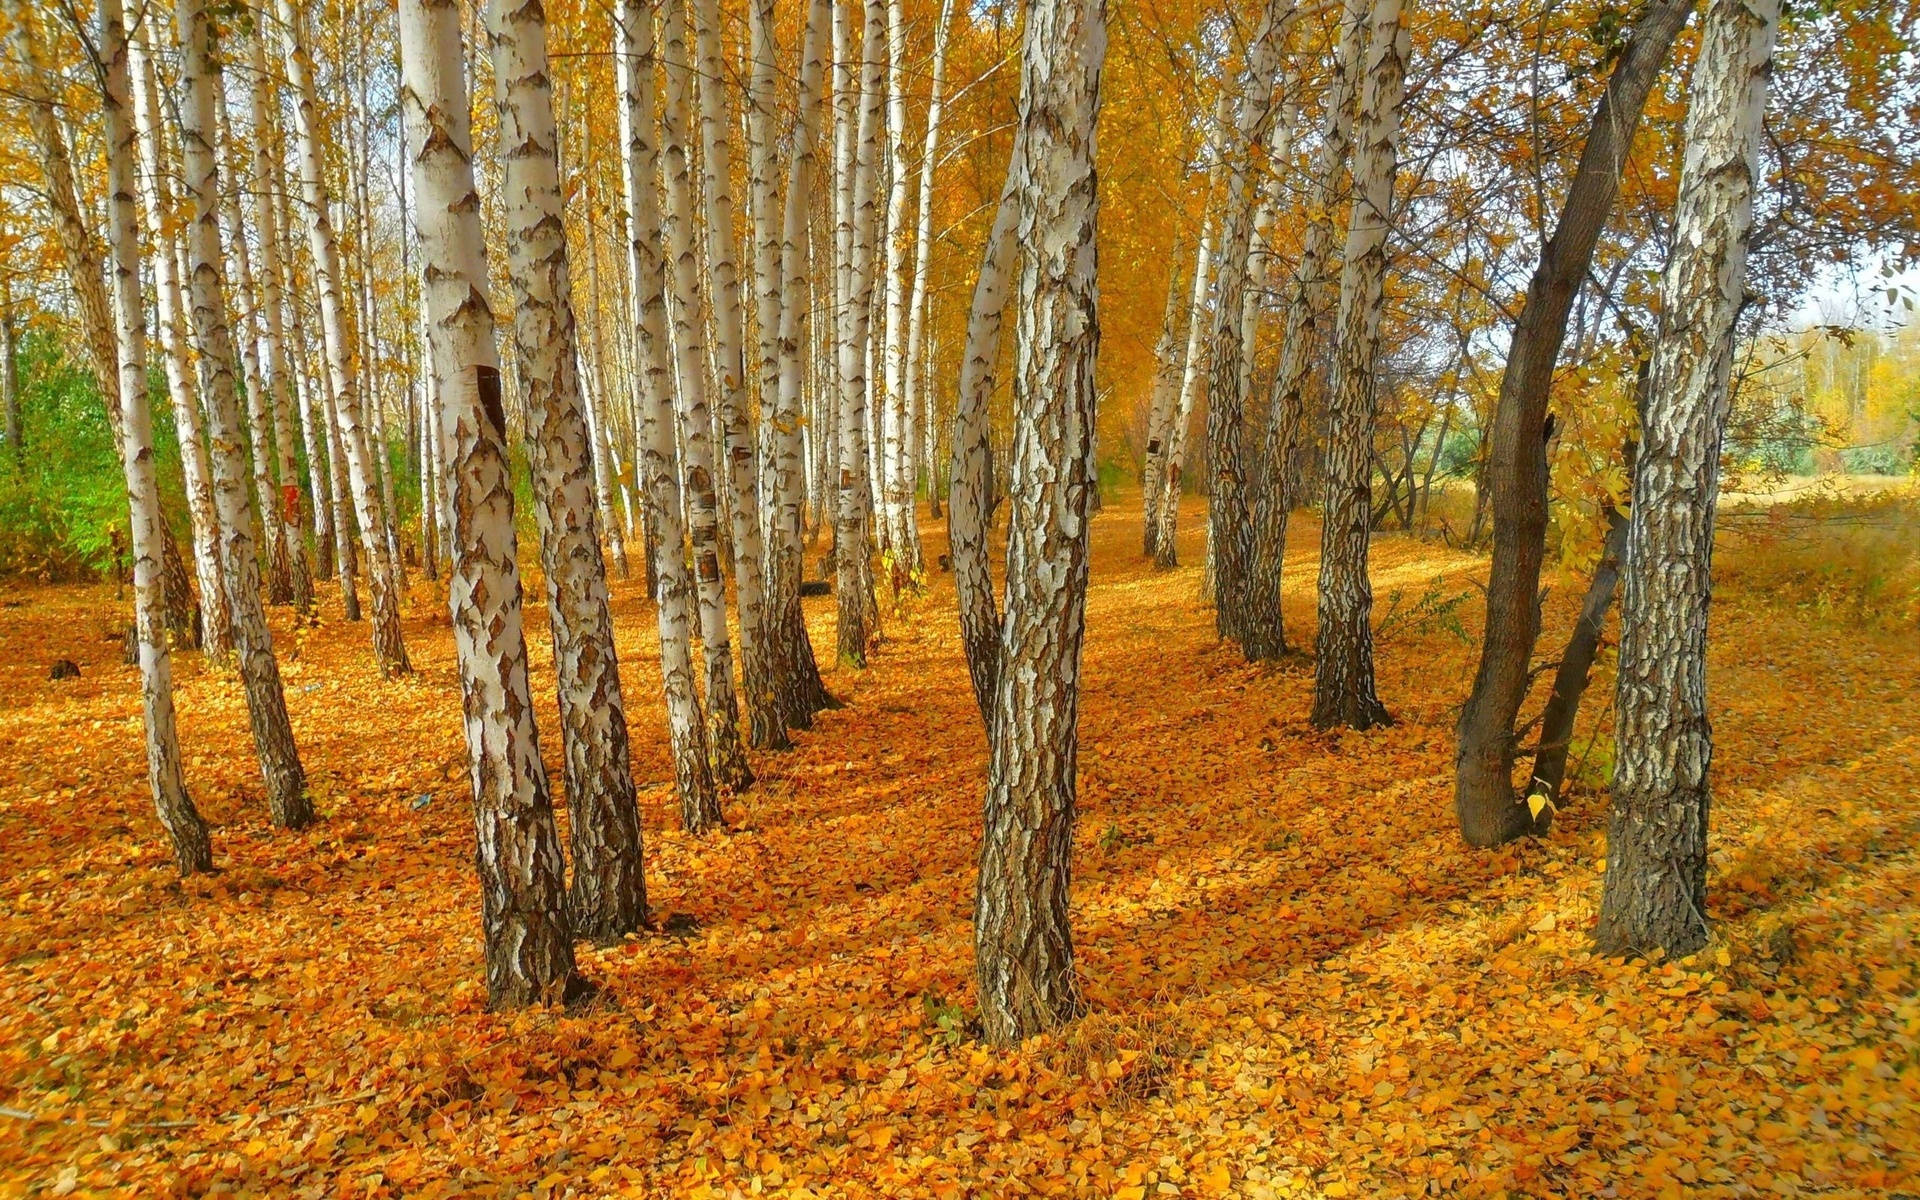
[2,494,1916,1198]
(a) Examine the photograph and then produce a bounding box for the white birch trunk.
[101,0,212,873]
[616,0,719,829]
[483,0,648,940]
[904,0,955,528]
[1310,0,1408,730]
[878,0,919,578]
[398,0,580,1008]
[274,0,411,676]
[1140,250,1187,556]
[175,0,313,827]
[661,0,754,790]
[1597,0,1779,957]
[1151,221,1215,568]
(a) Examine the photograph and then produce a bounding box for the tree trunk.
[1151,216,1216,570]
[765,0,835,730]
[691,0,785,752]
[1310,0,1408,731]
[245,16,316,618]
[398,0,581,1006]
[1246,0,1368,656]
[1530,496,1628,809]
[1140,250,1186,557]
[1,271,19,468]
[949,133,1022,728]
[275,0,411,677]
[1453,0,1695,848]
[615,0,722,831]
[974,0,1105,1047]
[483,0,649,941]
[878,0,921,580]
[99,0,213,874]
[176,0,313,828]
[1596,0,1777,958]
[660,0,753,792]
[905,0,956,541]
[1204,0,1295,651]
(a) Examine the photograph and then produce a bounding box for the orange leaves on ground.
[1,497,1917,1196]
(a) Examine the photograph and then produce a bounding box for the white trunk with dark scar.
[1140,249,1186,558]
[484,0,648,941]
[1597,0,1778,959]
[176,0,312,828]
[973,0,1105,1047]
[399,0,579,1008]
[615,0,720,830]
[835,0,886,665]
[661,0,753,791]
[101,0,212,874]
[276,0,411,677]
[1151,219,1214,569]
[878,0,920,578]
[905,0,956,529]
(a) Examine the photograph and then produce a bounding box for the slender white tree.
[660,0,753,790]
[275,0,412,676]
[615,0,721,830]
[175,0,312,827]
[877,0,919,578]
[100,0,213,874]
[904,0,956,534]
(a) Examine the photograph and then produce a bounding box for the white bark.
[275,0,411,676]
[398,0,579,1007]
[878,0,919,577]
[1151,218,1215,568]
[101,0,212,874]
[129,27,230,657]
[483,0,647,940]
[615,0,720,830]
[176,0,312,827]
[661,0,753,790]
[904,0,956,525]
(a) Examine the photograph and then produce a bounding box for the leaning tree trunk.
[615,0,721,831]
[1151,219,1215,570]
[484,0,648,941]
[398,0,581,1007]
[949,130,1022,728]
[660,0,753,791]
[99,0,213,874]
[1310,0,1408,731]
[765,0,835,730]
[1246,0,1368,657]
[176,0,313,828]
[1596,0,1777,959]
[692,0,785,751]
[974,0,1105,1047]
[1451,0,1695,848]
[276,0,411,677]
[1529,494,1629,808]
[1203,0,1295,651]
[130,31,228,655]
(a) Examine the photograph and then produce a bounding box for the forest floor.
[2,491,1917,1199]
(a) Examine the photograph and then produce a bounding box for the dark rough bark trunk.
[1452,0,1694,847]
[973,0,1103,1047]
[1596,0,1777,958]
[1528,497,1627,811]
[159,519,201,649]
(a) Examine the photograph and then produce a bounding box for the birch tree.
[692,0,783,751]
[877,0,919,577]
[660,0,753,790]
[398,0,581,1006]
[274,0,411,677]
[1596,0,1779,957]
[100,0,212,874]
[1310,0,1408,731]
[973,0,1105,1046]
[1139,251,1186,558]
[765,0,835,729]
[616,0,721,830]
[175,0,312,827]
[904,0,956,539]
[1150,219,1214,569]
[483,0,648,939]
